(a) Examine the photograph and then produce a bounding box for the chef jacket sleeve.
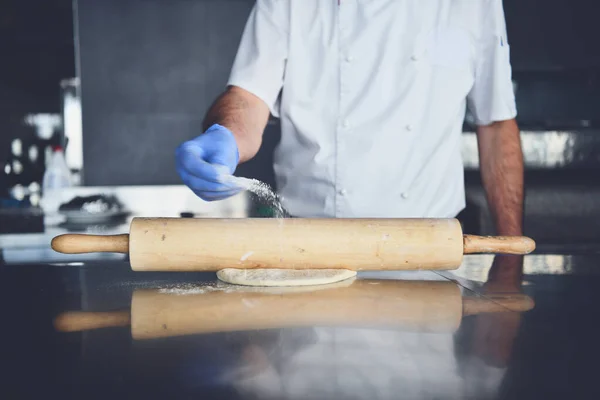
[467,0,517,126]
[227,0,288,117]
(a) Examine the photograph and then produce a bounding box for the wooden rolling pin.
[51,218,535,271]
[54,280,535,339]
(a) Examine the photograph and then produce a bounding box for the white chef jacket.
[228,0,517,218]
[230,328,505,400]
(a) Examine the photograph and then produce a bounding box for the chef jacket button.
[339,189,347,196]
[410,54,419,61]
[401,192,409,199]
[405,124,413,131]
[345,54,354,63]
[342,120,350,128]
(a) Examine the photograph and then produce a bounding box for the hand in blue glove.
[176,124,241,201]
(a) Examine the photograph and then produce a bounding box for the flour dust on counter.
[155,276,356,295]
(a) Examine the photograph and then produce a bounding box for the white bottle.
[42,146,72,220]
[43,146,72,190]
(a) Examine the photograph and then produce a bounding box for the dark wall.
[0,0,75,195]
[78,0,279,187]
[0,0,74,114]
[504,0,600,130]
[505,0,599,70]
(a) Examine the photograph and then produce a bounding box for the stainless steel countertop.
[3,254,599,399]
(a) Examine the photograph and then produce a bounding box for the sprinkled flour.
[158,285,212,295]
[157,281,232,295]
[233,176,290,218]
[153,277,355,296]
[217,168,290,218]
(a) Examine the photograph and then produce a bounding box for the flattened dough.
[216,268,357,287]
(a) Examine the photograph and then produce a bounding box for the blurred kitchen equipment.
[43,146,72,191]
[60,78,83,185]
[58,194,129,225]
[41,145,73,225]
[1,117,60,210]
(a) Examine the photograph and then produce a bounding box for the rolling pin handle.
[54,311,131,332]
[463,235,536,255]
[51,234,130,254]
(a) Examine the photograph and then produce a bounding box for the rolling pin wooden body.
[54,280,535,339]
[51,218,535,272]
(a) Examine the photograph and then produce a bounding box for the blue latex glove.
[176,124,241,201]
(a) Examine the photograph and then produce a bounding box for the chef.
[176,0,524,237]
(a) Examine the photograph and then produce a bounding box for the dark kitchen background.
[1,0,599,247]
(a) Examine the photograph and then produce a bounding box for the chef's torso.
[228,0,516,217]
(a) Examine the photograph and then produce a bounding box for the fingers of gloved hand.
[192,188,243,202]
[176,143,225,184]
[178,169,240,193]
[175,124,241,201]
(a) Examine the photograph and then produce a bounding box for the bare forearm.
[203,86,270,163]
[476,119,524,236]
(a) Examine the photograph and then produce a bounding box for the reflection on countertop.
[53,278,533,338]
[3,254,599,398]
